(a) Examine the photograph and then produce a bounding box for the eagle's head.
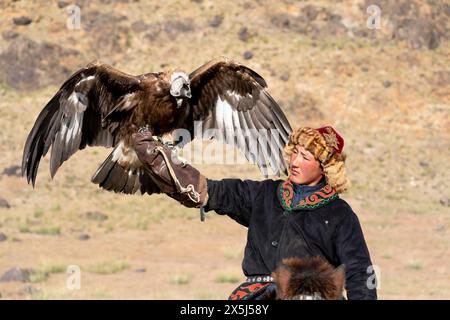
[170,71,191,101]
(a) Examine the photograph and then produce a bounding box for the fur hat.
[284,126,349,193]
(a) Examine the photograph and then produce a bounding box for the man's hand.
[131,128,208,209]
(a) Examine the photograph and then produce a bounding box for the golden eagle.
[22,58,292,194]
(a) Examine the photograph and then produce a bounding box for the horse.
[270,256,346,300]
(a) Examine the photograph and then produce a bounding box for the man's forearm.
[204,179,255,227]
[346,272,378,300]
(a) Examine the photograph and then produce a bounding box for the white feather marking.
[59,119,68,143]
[226,90,250,102]
[218,97,235,145]
[231,109,247,158]
[112,141,141,170]
[77,75,95,85]
[215,97,225,142]
[67,92,78,106]
[120,93,135,111]
[68,91,88,112]
[111,141,125,162]
[63,112,82,147]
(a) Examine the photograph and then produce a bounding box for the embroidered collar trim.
[277,180,339,211]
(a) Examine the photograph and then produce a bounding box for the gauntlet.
[131,129,208,210]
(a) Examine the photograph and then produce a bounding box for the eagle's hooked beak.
[170,76,191,100]
[180,83,191,99]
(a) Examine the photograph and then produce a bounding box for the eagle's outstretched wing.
[187,58,292,176]
[21,61,157,194]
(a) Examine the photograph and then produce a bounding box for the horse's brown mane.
[272,256,346,300]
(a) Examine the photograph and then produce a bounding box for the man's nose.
[291,154,301,167]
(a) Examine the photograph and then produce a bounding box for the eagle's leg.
[155,133,188,167]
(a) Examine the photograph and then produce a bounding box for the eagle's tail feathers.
[91,146,159,195]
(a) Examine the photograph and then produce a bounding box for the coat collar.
[277,180,339,211]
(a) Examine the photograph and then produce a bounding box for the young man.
[132,126,377,300]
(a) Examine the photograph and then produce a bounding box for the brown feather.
[23,58,292,194]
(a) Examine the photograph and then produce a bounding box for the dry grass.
[86,261,130,275]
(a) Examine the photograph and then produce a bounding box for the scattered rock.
[78,233,90,240]
[360,0,448,50]
[142,19,195,41]
[3,165,21,177]
[280,72,290,82]
[208,15,223,28]
[439,198,450,207]
[238,27,250,42]
[135,268,146,273]
[131,20,149,33]
[419,161,429,168]
[271,5,346,38]
[2,30,19,40]
[144,23,163,41]
[301,4,319,21]
[0,232,7,242]
[383,81,392,88]
[279,92,324,120]
[0,198,11,209]
[435,224,445,233]
[164,19,195,40]
[57,0,70,8]
[0,35,80,91]
[83,211,108,221]
[243,51,253,60]
[352,28,369,38]
[13,16,32,26]
[83,11,130,54]
[394,18,443,50]
[270,14,291,29]
[0,267,34,282]
[22,285,40,295]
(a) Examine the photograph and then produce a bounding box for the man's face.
[289,145,323,186]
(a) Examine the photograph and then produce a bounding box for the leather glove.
[131,128,208,209]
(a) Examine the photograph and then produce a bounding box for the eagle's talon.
[164,141,175,149]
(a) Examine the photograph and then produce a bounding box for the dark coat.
[204,178,377,300]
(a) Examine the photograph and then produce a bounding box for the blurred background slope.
[0,0,448,299]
